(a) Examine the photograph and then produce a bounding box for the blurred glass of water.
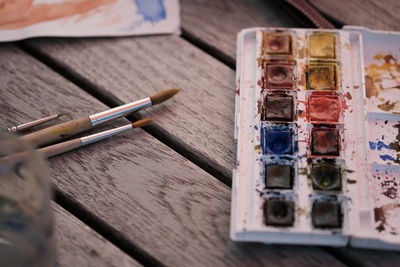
[0,132,55,267]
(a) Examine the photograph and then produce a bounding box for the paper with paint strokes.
[0,0,180,41]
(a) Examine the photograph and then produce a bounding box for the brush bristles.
[132,118,154,128]
[150,88,181,105]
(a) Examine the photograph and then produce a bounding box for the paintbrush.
[22,88,180,147]
[7,113,65,133]
[40,118,154,158]
[1,118,153,165]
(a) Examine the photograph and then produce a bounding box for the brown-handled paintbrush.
[39,118,153,158]
[22,88,180,147]
[1,118,153,165]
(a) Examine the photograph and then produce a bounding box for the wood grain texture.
[311,0,400,31]
[54,203,141,267]
[334,247,400,267]
[181,0,299,60]
[27,35,237,177]
[0,45,345,266]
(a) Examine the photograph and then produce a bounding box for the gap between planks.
[54,188,165,267]
[53,203,142,267]
[181,28,236,70]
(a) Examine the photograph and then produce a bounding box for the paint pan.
[261,124,295,155]
[264,198,295,226]
[265,32,292,55]
[310,126,341,157]
[306,62,338,91]
[261,31,296,61]
[309,32,337,59]
[307,92,341,123]
[232,26,400,250]
[264,160,294,189]
[312,199,342,228]
[310,159,342,191]
[262,62,295,89]
[261,91,295,122]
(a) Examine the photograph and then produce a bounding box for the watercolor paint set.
[231,26,400,249]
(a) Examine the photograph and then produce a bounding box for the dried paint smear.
[370,165,400,235]
[365,54,400,113]
[368,119,400,165]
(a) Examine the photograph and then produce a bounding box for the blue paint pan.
[262,126,294,155]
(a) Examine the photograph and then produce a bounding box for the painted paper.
[0,0,180,41]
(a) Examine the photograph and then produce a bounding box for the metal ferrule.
[89,97,152,126]
[80,124,133,145]
[7,114,60,133]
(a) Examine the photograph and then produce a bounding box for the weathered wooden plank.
[311,0,400,31]
[26,35,237,179]
[333,247,400,267]
[0,45,345,266]
[181,0,299,61]
[54,203,141,267]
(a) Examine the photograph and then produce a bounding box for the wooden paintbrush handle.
[39,139,82,158]
[22,117,92,147]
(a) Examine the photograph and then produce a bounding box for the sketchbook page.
[0,0,180,42]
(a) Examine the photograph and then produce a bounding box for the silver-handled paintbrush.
[7,113,64,133]
[22,88,180,147]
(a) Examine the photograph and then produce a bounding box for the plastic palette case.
[231,26,400,250]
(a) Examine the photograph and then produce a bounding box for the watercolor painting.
[356,29,400,237]
[362,30,400,114]
[358,29,400,166]
[0,0,179,41]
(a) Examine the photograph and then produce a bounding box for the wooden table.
[1,1,400,266]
